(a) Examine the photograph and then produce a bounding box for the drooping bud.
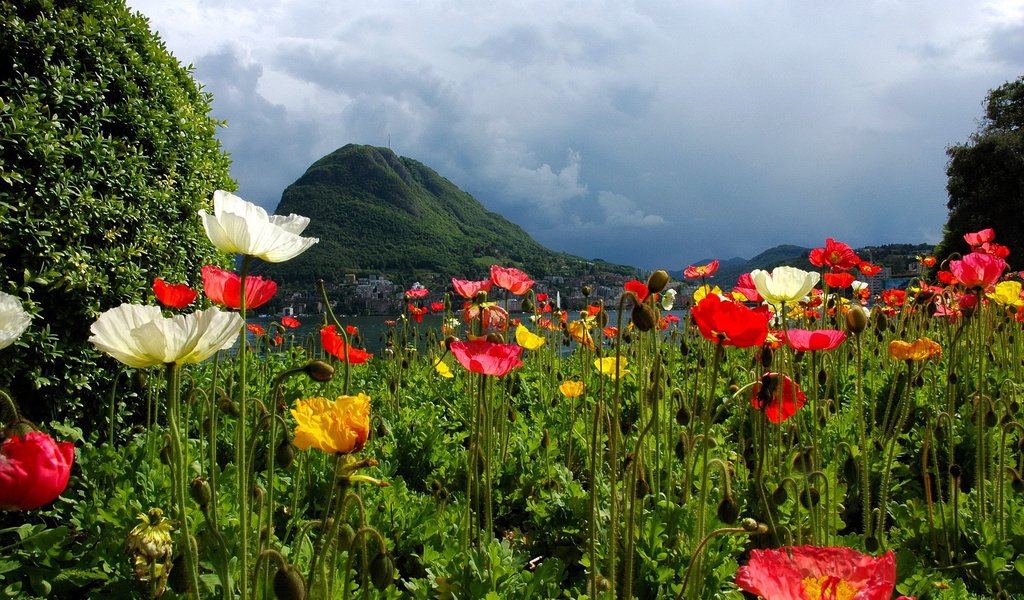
[338,523,356,552]
[273,564,307,600]
[717,495,740,524]
[304,360,335,382]
[190,477,212,508]
[581,285,593,297]
[485,332,505,344]
[646,269,670,294]
[631,302,656,332]
[369,552,395,590]
[275,440,296,469]
[522,298,535,313]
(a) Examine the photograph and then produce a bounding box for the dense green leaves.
[0,0,233,425]
[936,76,1024,268]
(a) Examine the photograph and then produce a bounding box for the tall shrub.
[0,0,233,426]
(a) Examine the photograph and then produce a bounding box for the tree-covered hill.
[255,144,633,286]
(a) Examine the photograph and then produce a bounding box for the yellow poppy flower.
[515,324,546,350]
[291,393,371,454]
[693,284,723,303]
[594,356,629,379]
[568,320,596,349]
[988,281,1024,307]
[434,359,454,379]
[559,380,584,398]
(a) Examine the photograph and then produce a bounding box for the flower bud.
[631,302,656,332]
[581,285,593,297]
[522,298,535,313]
[646,270,670,294]
[273,564,307,600]
[717,495,740,524]
[845,305,868,334]
[190,477,212,508]
[275,440,296,469]
[369,552,395,591]
[474,290,488,305]
[772,485,788,506]
[338,523,356,552]
[304,360,335,382]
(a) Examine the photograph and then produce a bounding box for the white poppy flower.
[0,292,30,350]
[750,266,820,308]
[661,288,678,311]
[199,190,319,262]
[89,304,243,368]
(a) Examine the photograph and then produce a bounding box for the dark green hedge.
[0,0,233,426]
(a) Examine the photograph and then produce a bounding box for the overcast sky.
[127,0,1024,269]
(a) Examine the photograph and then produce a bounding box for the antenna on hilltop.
[388,133,391,149]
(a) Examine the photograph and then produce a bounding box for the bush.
[0,0,233,426]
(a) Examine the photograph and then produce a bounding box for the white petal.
[268,213,310,235]
[0,292,30,350]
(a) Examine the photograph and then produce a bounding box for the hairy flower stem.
[878,360,916,546]
[854,331,872,544]
[235,256,253,599]
[165,363,201,598]
[973,292,988,525]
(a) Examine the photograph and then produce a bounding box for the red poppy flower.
[153,278,198,308]
[731,272,762,303]
[684,260,720,279]
[881,289,906,307]
[937,270,958,285]
[281,316,301,328]
[490,265,534,295]
[750,374,806,423]
[809,238,861,272]
[273,335,283,346]
[345,325,359,336]
[823,272,855,289]
[449,340,523,377]
[247,323,266,336]
[405,287,429,299]
[624,280,649,302]
[785,329,846,352]
[603,326,619,338]
[384,320,396,326]
[408,304,428,323]
[949,251,1006,290]
[585,304,603,317]
[919,255,937,267]
[979,241,1010,258]
[691,294,770,348]
[202,265,277,310]
[0,431,75,510]
[430,301,445,313]
[858,262,882,276]
[963,227,995,248]
[320,325,373,363]
[452,278,493,299]
[536,293,548,303]
[737,546,896,600]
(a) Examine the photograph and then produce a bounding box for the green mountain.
[255,144,633,286]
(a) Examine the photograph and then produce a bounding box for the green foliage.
[257,144,634,286]
[0,0,233,425]
[936,75,1024,268]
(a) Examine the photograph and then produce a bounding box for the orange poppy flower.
[823,272,855,289]
[889,337,941,361]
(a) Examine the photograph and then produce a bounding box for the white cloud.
[125,0,1024,267]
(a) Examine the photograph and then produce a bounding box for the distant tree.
[935,76,1024,268]
[0,0,233,426]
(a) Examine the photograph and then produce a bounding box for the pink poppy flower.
[684,260,719,279]
[785,329,847,352]
[490,265,534,295]
[949,251,1006,290]
[732,272,762,303]
[736,546,896,600]
[0,431,75,510]
[202,265,277,310]
[452,278,493,299]
[963,227,995,248]
[449,340,523,377]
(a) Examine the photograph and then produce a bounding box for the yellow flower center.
[802,575,858,600]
